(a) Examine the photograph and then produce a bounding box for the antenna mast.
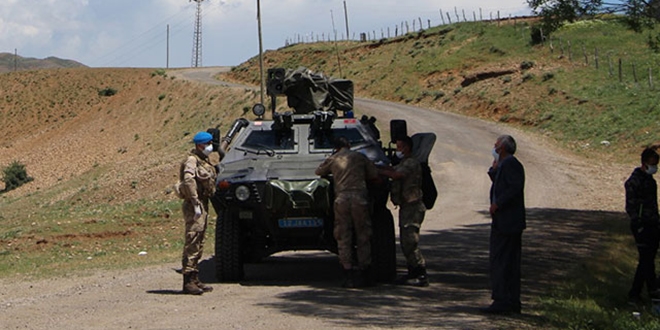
[190,0,205,67]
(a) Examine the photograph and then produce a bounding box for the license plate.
[278,218,324,228]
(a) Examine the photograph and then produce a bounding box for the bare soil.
[0,68,630,329]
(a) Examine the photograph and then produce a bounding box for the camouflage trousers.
[333,191,372,270]
[399,200,426,268]
[181,198,209,274]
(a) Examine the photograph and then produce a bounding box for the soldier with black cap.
[179,131,218,295]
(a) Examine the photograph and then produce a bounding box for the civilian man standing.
[482,134,525,314]
[624,147,660,305]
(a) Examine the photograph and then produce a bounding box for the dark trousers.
[489,228,522,308]
[629,226,660,298]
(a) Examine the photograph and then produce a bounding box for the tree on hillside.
[528,0,660,34]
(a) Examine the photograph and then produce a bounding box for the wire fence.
[285,7,659,91]
[284,7,532,45]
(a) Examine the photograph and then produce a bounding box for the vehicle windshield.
[311,127,366,150]
[242,130,296,151]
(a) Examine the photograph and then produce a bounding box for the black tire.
[215,210,244,282]
[371,207,396,282]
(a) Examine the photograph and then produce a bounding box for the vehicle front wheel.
[215,210,244,282]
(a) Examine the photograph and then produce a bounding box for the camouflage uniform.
[625,167,660,299]
[316,148,378,270]
[180,149,217,275]
[391,155,426,269]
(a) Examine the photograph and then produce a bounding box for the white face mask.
[395,151,404,159]
[492,147,500,163]
[646,164,658,175]
[202,144,214,156]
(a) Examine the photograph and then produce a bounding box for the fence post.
[619,58,623,82]
[419,17,423,31]
[480,8,483,21]
[568,40,572,61]
[582,45,588,65]
[462,9,467,22]
[440,9,445,25]
[559,37,564,57]
[650,67,654,89]
[447,12,452,24]
[498,11,501,26]
[594,48,599,70]
[608,54,613,76]
[473,12,476,22]
[633,62,638,83]
[454,7,459,23]
[428,19,431,29]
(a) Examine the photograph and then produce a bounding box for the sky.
[0,0,532,68]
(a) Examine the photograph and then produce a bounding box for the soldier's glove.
[194,205,202,221]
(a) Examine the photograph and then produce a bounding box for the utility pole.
[343,1,349,41]
[190,0,205,68]
[257,0,265,105]
[14,48,17,72]
[166,24,170,69]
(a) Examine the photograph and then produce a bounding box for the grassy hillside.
[226,17,660,162]
[0,67,261,278]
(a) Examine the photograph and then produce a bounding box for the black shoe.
[479,302,515,315]
[628,295,644,307]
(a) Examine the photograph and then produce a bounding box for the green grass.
[538,218,660,329]
[0,197,216,279]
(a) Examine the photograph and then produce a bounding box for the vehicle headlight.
[235,185,250,201]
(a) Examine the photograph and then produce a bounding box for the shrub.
[2,161,33,192]
[520,61,535,71]
[98,87,117,97]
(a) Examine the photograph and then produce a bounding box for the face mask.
[395,151,404,159]
[646,164,658,175]
[202,144,214,156]
[492,147,500,163]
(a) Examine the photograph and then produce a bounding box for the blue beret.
[192,131,213,144]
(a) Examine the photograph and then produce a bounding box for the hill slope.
[0,68,259,203]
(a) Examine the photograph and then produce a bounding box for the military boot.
[191,272,213,292]
[342,268,356,288]
[409,266,430,287]
[394,266,415,285]
[183,273,204,295]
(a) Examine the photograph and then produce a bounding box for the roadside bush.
[2,161,33,192]
[98,87,117,97]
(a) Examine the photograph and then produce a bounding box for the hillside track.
[0,67,630,330]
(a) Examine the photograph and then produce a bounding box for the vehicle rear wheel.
[371,207,396,282]
[215,210,244,282]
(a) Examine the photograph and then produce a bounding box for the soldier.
[380,136,429,287]
[315,136,379,288]
[179,131,218,295]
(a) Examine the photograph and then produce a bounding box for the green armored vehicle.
[210,67,434,283]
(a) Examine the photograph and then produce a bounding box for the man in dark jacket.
[482,135,525,314]
[625,147,660,304]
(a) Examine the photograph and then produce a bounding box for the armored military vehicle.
[209,67,434,283]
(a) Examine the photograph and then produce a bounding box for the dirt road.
[0,68,629,329]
